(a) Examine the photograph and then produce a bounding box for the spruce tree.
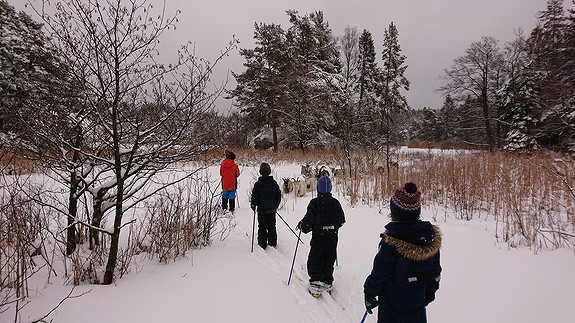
[498,33,538,150]
[529,0,574,150]
[357,29,379,107]
[0,1,68,133]
[378,22,409,172]
[284,10,342,151]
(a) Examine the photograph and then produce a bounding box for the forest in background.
[225,0,575,156]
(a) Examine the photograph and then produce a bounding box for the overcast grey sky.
[159,0,575,110]
[16,0,574,110]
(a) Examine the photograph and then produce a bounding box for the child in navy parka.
[364,182,442,322]
[250,162,282,249]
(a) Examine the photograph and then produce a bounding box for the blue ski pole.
[251,210,256,253]
[276,211,304,244]
[287,229,302,286]
[360,309,368,323]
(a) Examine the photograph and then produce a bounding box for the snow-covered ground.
[8,163,575,323]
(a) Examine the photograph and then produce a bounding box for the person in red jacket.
[220,150,240,212]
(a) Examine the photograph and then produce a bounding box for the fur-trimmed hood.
[383,222,441,261]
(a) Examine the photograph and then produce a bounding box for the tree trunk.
[89,188,107,250]
[103,180,123,285]
[481,87,495,147]
[66,175,78,255]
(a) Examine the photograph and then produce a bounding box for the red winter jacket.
[220,158,240,191]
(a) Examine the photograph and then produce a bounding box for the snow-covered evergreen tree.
[528,0,575,151]
[497,31,538,151]
[283,10,343,151]
[0,0,66,134]
[377,22,409,171]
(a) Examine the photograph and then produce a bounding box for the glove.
[251,205,256,211]
[425,292,435,305]
[297,220,303,231]
[364,293,378,314]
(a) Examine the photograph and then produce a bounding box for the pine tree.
[229,22,289,151]
[357,30,378,104]
[437,95,460,142]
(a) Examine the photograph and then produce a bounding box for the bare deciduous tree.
[438,36,506,148]
[26,0,237,284]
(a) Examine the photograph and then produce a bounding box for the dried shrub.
[133,172,234,263]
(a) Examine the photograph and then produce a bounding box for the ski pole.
[251,210,256,253]
[360,309,368,323]
[287,229,302,286]
[276,211,304,244]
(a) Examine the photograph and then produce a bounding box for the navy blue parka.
[250,176,281,215]
[251,175,282,247]
[364,221,442,323]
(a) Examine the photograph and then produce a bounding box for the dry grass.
[229,147,575,251]
[0,151,43,175]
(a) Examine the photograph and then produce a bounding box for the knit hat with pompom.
[390,182,421,221]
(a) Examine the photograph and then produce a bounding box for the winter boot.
[323,282,333,293]
[228,199,235,213]
[222,198,228,211]
[308,281,324,298]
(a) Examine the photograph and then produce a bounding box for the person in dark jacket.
[251,162,282,250]
[364,182,442,323]
[298,176,345,297]
[220,150,240,212]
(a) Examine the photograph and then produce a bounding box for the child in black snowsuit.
[250,162,282,250]
[298,176,345,296]
[364,182,442,322]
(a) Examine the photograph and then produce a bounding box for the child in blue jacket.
[364,182,442,322]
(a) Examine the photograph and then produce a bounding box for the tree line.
[227,10,410,171]
[225,1,575,153]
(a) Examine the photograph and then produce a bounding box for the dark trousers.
[222,198,235,211]
[257,213,277,247]
[307,231,338,284]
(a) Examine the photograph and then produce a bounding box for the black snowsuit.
[299,192,345,284]
[250,176,281,248]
